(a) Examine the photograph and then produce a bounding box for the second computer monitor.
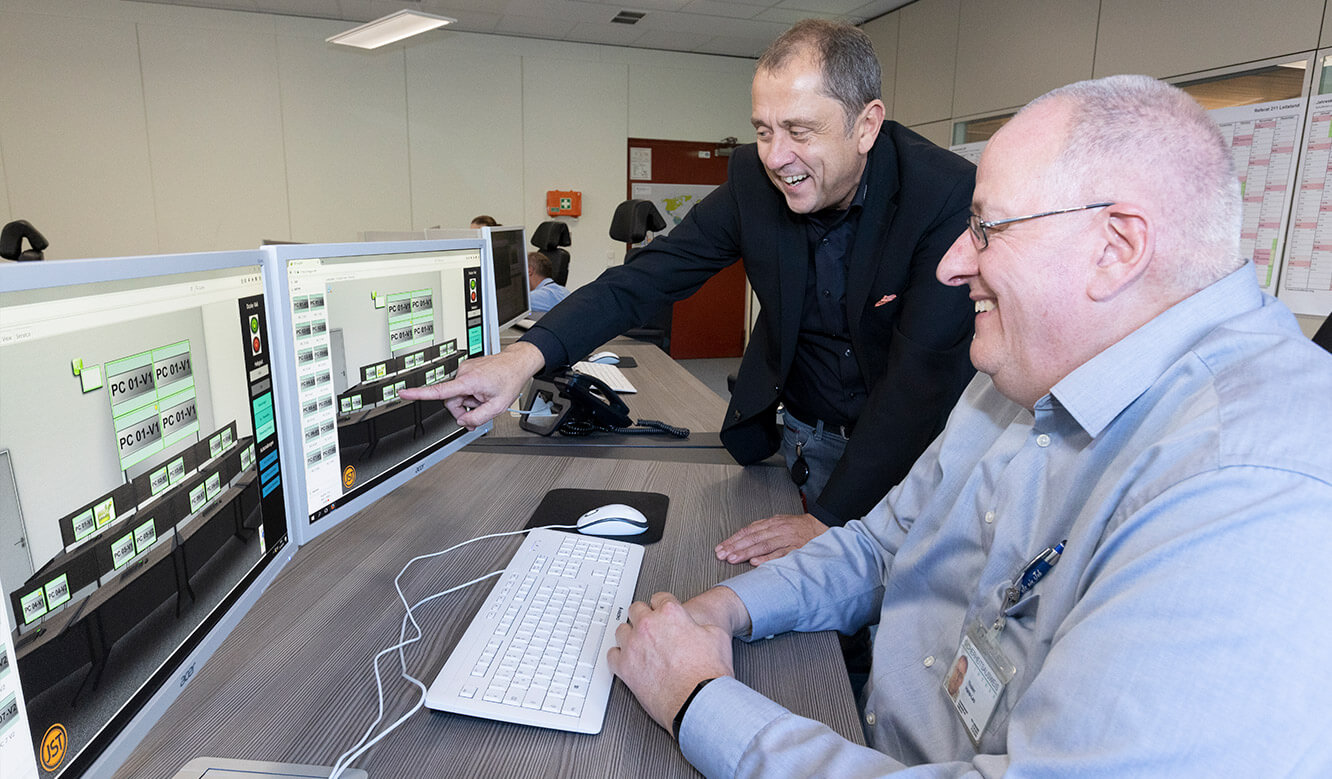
[262,239,495,545]
[484,225,530,333]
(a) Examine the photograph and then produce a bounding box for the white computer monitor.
[0,251,294,778]
[483,225,531,336]
[261,239,496,546]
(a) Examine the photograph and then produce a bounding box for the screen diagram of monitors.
[264,240,494,544]
[0,252,291,779]
[484,225,530,332]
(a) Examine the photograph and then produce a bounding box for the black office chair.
[0,219,48,261]
[609,199,671,352]
[1313,311,1332,353]
[530,221,571,286]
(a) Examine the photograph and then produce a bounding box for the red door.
[626,138,745,359]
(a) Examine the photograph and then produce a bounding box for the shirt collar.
[1046,263,1265,437]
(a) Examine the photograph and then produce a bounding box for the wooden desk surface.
[488,341,730,439]
[116,452,863,778]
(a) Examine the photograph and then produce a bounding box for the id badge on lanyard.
[944,540,1064,745]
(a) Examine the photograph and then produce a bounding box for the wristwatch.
[672,677,719,742]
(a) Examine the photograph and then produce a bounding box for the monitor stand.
[172,757,367,779]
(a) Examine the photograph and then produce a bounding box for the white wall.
[1094,0,1325,79]
[0,3,158,259]
[0,0,755,294]
[0,138,10,221]
[140,17,292,251]
[865,0,1332,330]
[871,0,1332,139]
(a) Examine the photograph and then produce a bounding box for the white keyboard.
[424,528,644,733]
[572,361,637,394]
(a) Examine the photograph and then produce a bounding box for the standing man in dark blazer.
[401,19,975,562]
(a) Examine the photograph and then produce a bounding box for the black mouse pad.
[524,488,667,545]
[616,355,638,369]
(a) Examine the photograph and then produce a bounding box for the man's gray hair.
[1025,75,1243,293]
[757,19,881,134]
[528,251,552,279]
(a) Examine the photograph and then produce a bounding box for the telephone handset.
[519,369,632,435]
[559,371,632,431]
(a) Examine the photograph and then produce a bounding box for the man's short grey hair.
[528,251,552,279]
[757,19,881,134]
[1024,75,1243,293]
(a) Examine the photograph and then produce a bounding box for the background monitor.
[483,225,531,336]
[0,251,292,778]
[262,239,496,546]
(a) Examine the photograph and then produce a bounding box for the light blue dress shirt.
[683,265,1332,777]
[529,277,569,313]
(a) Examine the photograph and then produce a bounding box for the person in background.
[402,19,976,567]
[607,74,1332,775]
[470,215,499,229]
[527,251,570,313]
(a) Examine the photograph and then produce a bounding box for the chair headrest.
[609,200,666,243]
[0,220,48,261]
[530,221,571,250]
[1314,312,1332,354]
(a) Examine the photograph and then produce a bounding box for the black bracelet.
[672,677,719,742]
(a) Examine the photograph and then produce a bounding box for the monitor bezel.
[260,239,495,547]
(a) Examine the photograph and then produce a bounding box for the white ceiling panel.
[779,0,871,14]
[497,14,580,38]
[131,0,912,57]
[680,1,765,19]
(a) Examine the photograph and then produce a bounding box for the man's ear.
[1088,203,1152,302]
[856,100,886,154]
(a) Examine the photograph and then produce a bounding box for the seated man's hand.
[608,592,735,732]
[397,341,544,429]
[715,512,828,566]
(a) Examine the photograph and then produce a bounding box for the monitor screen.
[263,240,494,545]
[0,251,291,778]
[484,226,530,332]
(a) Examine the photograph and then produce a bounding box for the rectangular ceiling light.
[326,9,457,49]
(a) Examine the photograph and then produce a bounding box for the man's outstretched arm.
[397,341,545,429]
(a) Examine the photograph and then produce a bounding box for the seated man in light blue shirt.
[608,74,1332,776]
[527,251,569,313]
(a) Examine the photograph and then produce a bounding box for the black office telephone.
[519,369,688,438]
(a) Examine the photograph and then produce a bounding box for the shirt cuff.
[518,325,569,371]
[719,572,803,642]
[678,676,789,777]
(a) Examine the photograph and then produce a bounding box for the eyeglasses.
[967,202,1113,250]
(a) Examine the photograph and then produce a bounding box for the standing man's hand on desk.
[397,342,545,429]
[608,589,749,732]
[715,512,829,565]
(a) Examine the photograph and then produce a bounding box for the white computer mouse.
[576,503,649,536]
[588,350,620,365]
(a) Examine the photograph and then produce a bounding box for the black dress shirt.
[784,177,870,430]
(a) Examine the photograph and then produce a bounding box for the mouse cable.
[329,523,582,778]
